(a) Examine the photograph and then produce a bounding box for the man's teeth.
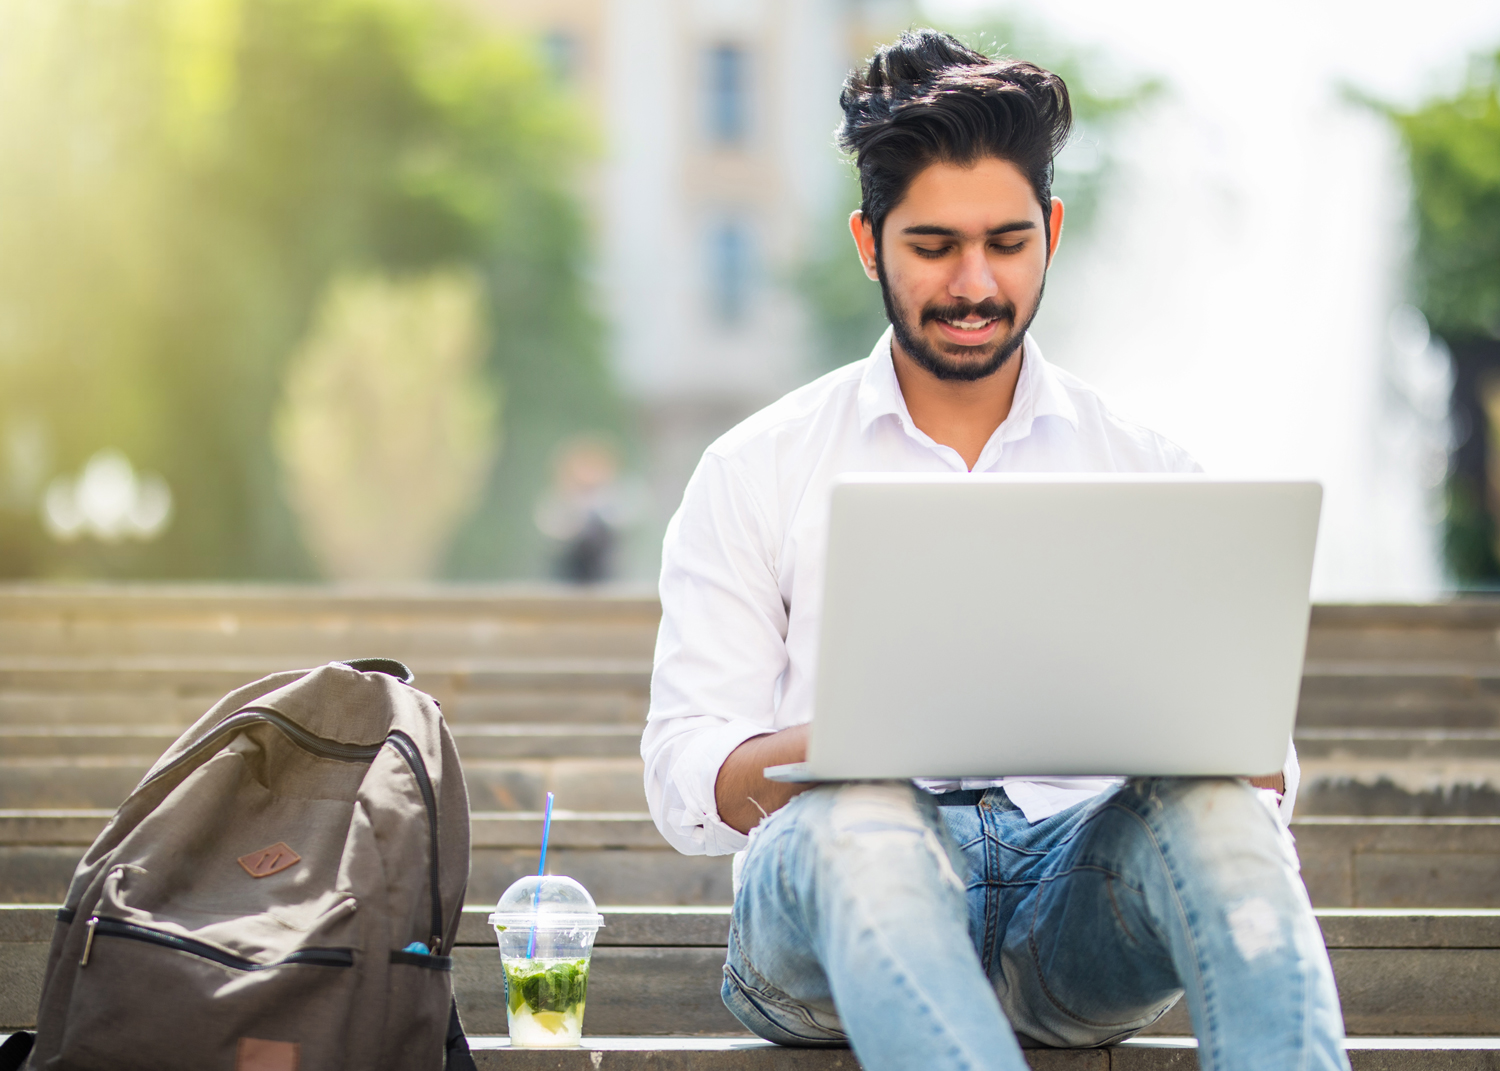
[942,318,994,332]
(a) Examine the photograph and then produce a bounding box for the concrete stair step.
[0,843,733,907]
[0,659,651,727]
[0,815,1497,908]
[0,725,183,757]
[1298,665,1500,729]
[1308,603,1500,667]
[13,726,1498,762]
[0,657,652,695]
[1294,818,1500,907]
[0,811,671,851]
[1297,729,1500,760]
[0,690,648,727]
[7,589,1500,666]
[15,661,1500,738]
[13,724,1500,817]
[5,907,1500,1040]
[11,724,1492,759]
[0,586,661,660]
[17,732,1500,816]
[13,661,1500,732]
[0,723,644,760]
[1298,781,1500,818]
[0,812,733,905]
[0,1036,1484,1070]
[1295,731,1500,816]
[455,1038,1500,1070]
[0,755,649,811]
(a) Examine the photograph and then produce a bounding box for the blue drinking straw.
[526,791,555,958]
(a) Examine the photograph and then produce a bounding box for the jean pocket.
[720,963,848,1048]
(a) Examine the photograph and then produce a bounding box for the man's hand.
[1246,773,1285,794]
[714,724,813,835]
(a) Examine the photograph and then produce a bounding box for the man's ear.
[1047,198,1064,264]
[850,210,879,281]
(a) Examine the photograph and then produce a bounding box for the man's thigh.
[723,781,970,1045]
[955,787,1186,1047]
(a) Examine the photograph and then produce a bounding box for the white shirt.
[642,329,1300,857]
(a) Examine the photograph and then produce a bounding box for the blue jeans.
[722,779,1349,1071]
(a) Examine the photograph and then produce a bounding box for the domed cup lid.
[488,875,604,931]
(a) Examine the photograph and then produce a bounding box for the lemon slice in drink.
[532,1011,568,1033]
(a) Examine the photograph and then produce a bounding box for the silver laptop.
[765,474,1321,783]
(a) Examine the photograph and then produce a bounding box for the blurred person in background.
[534,435,634,584]
[641,30,1346,1071]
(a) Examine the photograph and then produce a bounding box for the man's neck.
[890,338,1025,471]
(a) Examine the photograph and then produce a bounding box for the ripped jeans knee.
[819,782,969,895]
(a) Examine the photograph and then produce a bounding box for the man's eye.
[913,246,949,258]
[992,241,1026,254]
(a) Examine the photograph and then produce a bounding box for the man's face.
[852,157,1063,382]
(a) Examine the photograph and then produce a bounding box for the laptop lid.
[792,474,1320,781]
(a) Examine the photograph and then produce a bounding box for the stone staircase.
[0,585,731,907]
[3,587,1500,1067]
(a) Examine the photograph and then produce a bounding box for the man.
[642,30,1347,1071]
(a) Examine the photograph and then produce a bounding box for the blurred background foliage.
[276,269,497,581]
[1387,51,1500,583]
[797,16,1162,373]
[0,0,619,581]
[1392,53,1500,343]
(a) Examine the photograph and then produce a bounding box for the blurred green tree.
[276,269,498,581]
[0,0,618,579]
[798,19,1161,372]
[1386,52,1500,583]
[1391,55,1500,341]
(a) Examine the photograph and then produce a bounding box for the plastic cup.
[489,875,604,1047]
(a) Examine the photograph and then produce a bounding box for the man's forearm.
[1247,773,1285,794]
[714,724,812,835]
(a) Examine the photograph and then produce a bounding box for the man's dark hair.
[837,30,1072,249]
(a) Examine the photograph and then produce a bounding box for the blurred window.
[708,219,753,325]
[706,44,749,146]
[543,29,578,84]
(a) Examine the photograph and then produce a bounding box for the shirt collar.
[856,327,1080,438]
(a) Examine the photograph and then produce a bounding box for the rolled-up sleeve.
[642,450,790,856]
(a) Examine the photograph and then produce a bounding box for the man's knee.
[761,781,966,900]
[1145,776,1285,832]
[1116,776,1300,882]
[827,782,961,877]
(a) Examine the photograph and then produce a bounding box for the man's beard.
[877,254,1044,382]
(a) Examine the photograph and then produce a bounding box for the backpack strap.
[0,1031,34,1071]
[445,998,477,1071]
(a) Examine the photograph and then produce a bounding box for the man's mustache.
[919,299,1016,326]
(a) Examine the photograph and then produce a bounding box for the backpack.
[20,659,477,1071]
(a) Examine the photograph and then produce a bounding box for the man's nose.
[949,245,999,304]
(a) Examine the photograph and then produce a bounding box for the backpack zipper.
[80,916,354,970]
[384,730,445,952]
[143,709,385,784]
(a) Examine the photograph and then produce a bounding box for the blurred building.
[461,0,910,574]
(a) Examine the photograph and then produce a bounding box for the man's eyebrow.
[900,221,1038,237]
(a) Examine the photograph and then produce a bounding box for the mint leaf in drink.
[505,958,590,1014]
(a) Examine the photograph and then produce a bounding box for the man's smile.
[931,314,1002,347]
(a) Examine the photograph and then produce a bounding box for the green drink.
[503,957,591,1045]
[490,875,604,1048]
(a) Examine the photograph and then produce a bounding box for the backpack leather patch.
[237,842,301,878]
[236,1038,299,1071]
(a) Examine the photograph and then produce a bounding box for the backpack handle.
[339,658,414,683]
